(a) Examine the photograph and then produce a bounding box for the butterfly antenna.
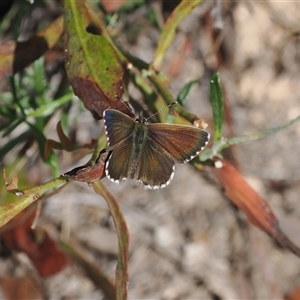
[145,101,177,122]
[115,94,135,115]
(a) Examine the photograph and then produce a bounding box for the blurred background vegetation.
[0,0,300,299]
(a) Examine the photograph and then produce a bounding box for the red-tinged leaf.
[44,139,63,159]
[63,0,133,120]
[0,16,63,78]
[56,121,74,151]
[286,286,300,300]
[64,151,109,182]
[1,208,69,278]
[209,159,300,257]
[44,122,96,159]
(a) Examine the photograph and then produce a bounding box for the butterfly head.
[135,111,147,124]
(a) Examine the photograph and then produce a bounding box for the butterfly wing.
[103,109,135,148]
[105,134,134,182]
[135,138,175,189]
[106,132,174,188]
[147,123,210,164]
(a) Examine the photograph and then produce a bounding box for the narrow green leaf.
[176,79,198,105]
[152,0,202,71]
[0,194,38,227]
[225,115,300,147]
[32,56,47,105]
[46,152,60,178]
[1,118,24,136]
[27,92,73,117]
[199,115,300,160]
[210,73,224,141]
[0,176,68,227]
[0,130,31,159]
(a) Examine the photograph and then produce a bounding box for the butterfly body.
[124,122,150,179]
[104,109,209,189]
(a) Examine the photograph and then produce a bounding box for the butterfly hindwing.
[135,138,175,189]
[104,109,136,148]
[147,123,210,163]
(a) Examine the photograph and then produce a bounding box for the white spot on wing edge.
[103,110,111,146]
[182,131,210,164]
[143,164,175,189]
[105,156,126,184]
[106,162,175,189]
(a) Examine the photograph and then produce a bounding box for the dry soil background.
[1,1,300,299]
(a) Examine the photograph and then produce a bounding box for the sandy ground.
[1,1,300,299]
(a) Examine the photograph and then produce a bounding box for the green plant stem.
[20,176,69,196]
[200,114,300,161]
[148,73,199,123]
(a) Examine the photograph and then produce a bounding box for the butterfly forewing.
[136,139,175,188]
[104,109,136,147]
[147,123,209,163]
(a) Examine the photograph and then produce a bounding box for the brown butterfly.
[104,109,210,189]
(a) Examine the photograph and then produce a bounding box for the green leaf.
[64,0,131,119]
[32,56,47,105]
[27,92,73,118]
[0,131,31,160]
[46,152,60,178]
[176,79,198,105]
[151,0,202,71]
[225,115,300,147]
[210,73,224,142]
[1,118,24,136]
[0,176,68,227]
[0,194,38,227]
